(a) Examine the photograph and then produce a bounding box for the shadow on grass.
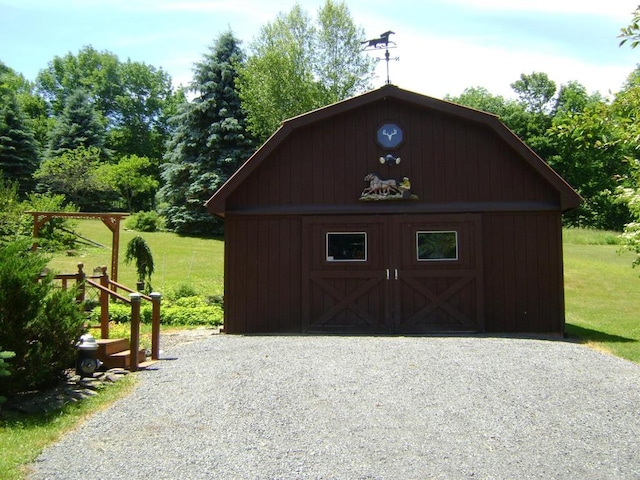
[566,324,637,344]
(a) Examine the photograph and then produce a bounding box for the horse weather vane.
[362,30,399,85]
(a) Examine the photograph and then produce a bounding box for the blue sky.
[1,0,638,100]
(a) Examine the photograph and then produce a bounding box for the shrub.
[0,348,16,404]
[89,295,223,327]
[125,211,164,232]
[0,240,86,395]
[169,283,199,300]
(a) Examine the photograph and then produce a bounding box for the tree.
[619,5,640,49]
[158,31,256,235]
[1,61,50,154]
[34,146,113,210]
[314,0,374,102]
[0,240,86,395]
[0,84,39,195]
[237,0,375,141]
[46,89,107,159]
[98,154,158,211]
[511,72,557,115]
[36,46,179,162]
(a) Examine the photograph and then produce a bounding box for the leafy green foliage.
[34,146,114,211]
[158,31,256,235]
[98,154,158,211]
[237,0,374,141]
[619,5,640,49]
[0,347,16,404]
[125,211,164,232]
[161,296,223,326]
[89,296,223,327]
[124,235,154,289]
[36,46,178,162]
[168,282,199,300]
[0,176,79,249]
[0,240,86,395]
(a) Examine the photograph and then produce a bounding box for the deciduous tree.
[237,0,375,141]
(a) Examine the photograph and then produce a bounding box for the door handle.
[386,269,390,280]
[395,269,398,280]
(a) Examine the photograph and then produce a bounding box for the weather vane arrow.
[361,31,399,85]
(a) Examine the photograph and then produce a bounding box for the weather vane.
[362,31,399,85]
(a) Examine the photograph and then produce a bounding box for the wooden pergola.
[28,212,128,283]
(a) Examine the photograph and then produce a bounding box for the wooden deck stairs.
[96,338,157,370]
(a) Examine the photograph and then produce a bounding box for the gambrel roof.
[206,84,581,217]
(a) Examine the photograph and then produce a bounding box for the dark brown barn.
[206,85,581,335]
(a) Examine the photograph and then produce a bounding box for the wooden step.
[102,349,147,369]
[96,338,130,357]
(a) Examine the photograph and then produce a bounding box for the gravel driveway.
[29,334,640,479]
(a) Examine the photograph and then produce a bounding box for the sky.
[1,0,638,101]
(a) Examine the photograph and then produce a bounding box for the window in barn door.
[326,232,367,262]
[416,231,458,261]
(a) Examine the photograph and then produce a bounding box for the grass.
[46,219,225,298]
[0,375,136,480]
[563,227,640,363]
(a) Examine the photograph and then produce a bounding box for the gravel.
[28,335,640,479]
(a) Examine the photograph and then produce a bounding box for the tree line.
[2,1,640,239]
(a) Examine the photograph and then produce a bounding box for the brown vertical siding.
[228,100,559,210]
[482,212,564,333]
[211,86,578,335]
[224,216,302,333]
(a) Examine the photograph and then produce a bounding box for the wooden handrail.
[48,263,162,364]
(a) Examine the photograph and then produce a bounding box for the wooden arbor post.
[27,212,128,284]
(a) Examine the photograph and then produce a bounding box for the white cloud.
[387,30,633,100]
[443,0,635,19]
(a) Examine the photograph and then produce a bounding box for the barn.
[206,84,581,335]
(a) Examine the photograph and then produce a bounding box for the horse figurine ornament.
[362,31,395,49]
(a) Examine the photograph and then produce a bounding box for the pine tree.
[0,89,39,196]
[46,89,107,159]
[158,31,256,235]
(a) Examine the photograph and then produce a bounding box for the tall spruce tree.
[0,87,39,196]
[46,89,107,159]
[158,31,256,235]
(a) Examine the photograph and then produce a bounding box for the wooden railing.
[49,263,161,372]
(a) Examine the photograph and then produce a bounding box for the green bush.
[125,211,164,232]
[169,283,199,300]
[0,177,79,250]
[0,240,86,395]
[90,295,223,327]
[0,347,16,404]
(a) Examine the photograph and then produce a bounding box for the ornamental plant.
[0,240,86,395]
[125,235,155,292]
[0,348,16,404]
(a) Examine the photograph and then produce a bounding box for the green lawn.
[563,230,640,363]
[46,220,224,298]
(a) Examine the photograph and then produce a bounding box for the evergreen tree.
[46,89,107,159]
[0,86,39,195]
[158,31,256,235]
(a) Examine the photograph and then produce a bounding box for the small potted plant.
[124,235,155,292]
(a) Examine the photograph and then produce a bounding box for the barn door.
[302,216,392,333]
[302,214,483,334]
[392,214,484,333]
